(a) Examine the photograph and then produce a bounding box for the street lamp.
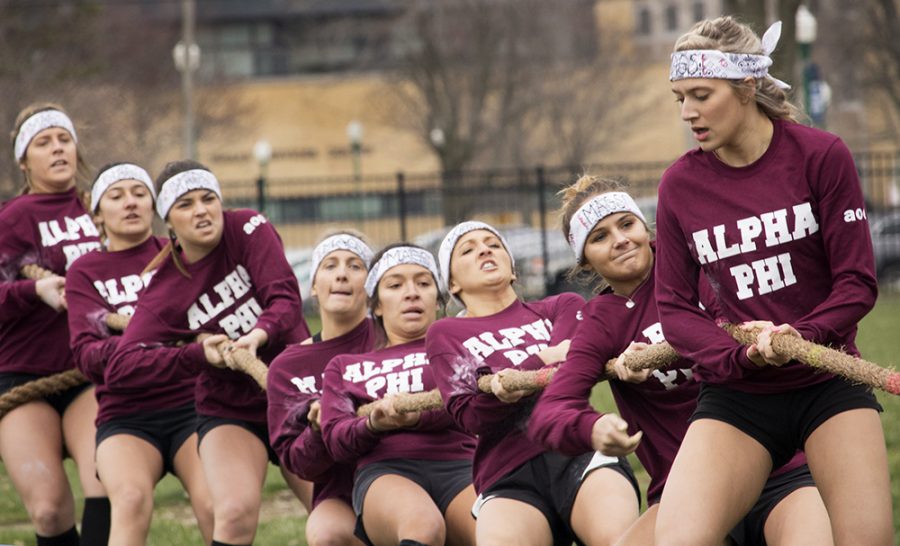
[346,120,363,181]
[254,139,272,215]
[795,5,821,125]
[173,0,200,159]
[429,127,446,150]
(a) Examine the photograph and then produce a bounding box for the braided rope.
[354,322,900,416]
[217,341,269,391]
[0,369,88,420]
[722,323,900,395]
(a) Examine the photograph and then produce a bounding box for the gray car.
[871,211,900,291]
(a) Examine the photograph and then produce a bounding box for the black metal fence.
[223,150,900,294]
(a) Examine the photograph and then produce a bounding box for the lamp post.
[173,0,200,159]
[346,120,363,182]
[254,139,272,215]
[795,5,819,125]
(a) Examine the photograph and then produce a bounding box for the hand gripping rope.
[356,324,900,417]
[0,265,270,420]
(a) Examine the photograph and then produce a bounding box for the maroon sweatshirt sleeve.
[266,347,336,481]
[791,139,877,342]
[529,311,610,455]
[236,213,307,345]
[320,356,381,463]
[105,306,207,390]
[654,174,756,383]
[272,392,335,481]
[0,219,41,321]
[66,263,118,384]
[426,330,523,436]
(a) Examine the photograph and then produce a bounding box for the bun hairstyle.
[11,102,92,198]
[674,16,799,122]
[141,159,215,278]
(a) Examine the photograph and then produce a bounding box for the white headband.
[670,21,791,90]
[568,192,647,263]
[14,110,78,161]
[310,234,375,289]
[364,246,440,297]
[438,221,515,306]
[90,164,156,213]
[156,169,222,219]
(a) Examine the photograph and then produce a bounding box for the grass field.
[1,301,899,545]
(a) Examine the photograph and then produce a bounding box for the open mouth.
[195,220,212,230]
[480,260,498,271]
[124,213,140,220]
[692,126,710,141]
[50,159,68,168]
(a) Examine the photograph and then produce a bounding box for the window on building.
[637,7,652,35]
[665,5,679,31]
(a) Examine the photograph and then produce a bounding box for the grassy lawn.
[1,303,899,544]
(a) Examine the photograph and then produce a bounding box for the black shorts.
[0,371,91,417]
[474,451,639,546]
[195,414,279,465]
[728,464,817,546]
[352,458,473,546]
[692,377,882,469]
[96,404,197,476]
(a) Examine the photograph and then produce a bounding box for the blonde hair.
[557,174,651,292]
[11,102,93,196]
[674,16,800,122]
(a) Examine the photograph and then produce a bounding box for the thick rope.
[218,341,269,391]
[356,344,681,417]
[721,323,900,395]
[0,369,88,420]
[356,323,900,416]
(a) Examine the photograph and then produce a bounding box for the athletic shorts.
[195,414,279,465]
[728,463,817,546]
[95,403,197,476]
[312,463,355,509]
[473,451,639,546]
[692,376,882,469]
[352,458,473,546]
[0,371,91,417]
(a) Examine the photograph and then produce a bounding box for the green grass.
[1,302,898,545]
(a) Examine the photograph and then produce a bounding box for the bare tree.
[0,1,251,199]
[859,0,900,118]
[387,0,624,223]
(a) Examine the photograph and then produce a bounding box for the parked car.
[413,224,588,301]
[871,211,900,291]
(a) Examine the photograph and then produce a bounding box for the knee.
[111,485,154,519]
[214,495,260,532]
[29,502,71,536]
